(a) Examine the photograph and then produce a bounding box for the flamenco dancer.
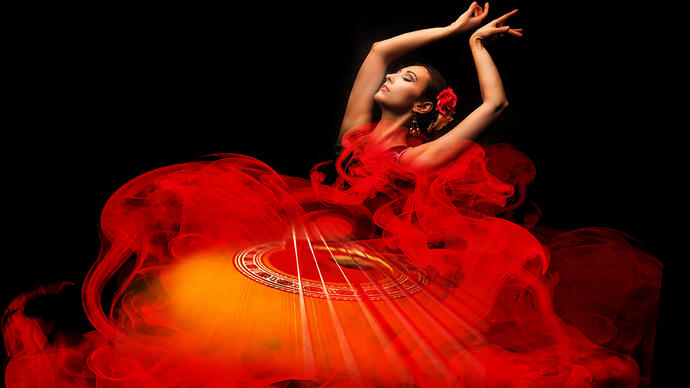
[3,2,662,387]
[336,2,521,168]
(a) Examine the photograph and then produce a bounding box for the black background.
[3,1,679,386]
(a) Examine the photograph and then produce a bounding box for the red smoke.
[3,122,662,387]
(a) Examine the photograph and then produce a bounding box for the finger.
[485,25,510,37]
[478,4,490,19]
[507,29,523,37]
[473,3,482,17]
[471,3,479,17]
[466,1,477,14]
[473,6,483,19]
[495,8,518,24]
[495,26,511,36]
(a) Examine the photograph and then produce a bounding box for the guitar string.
[338,239,456,384]
[357,195,492,321]
[310,225,413,382]
[290,208,479,379]
[291,222,317,376]
[358,238,491,331]
[305,216,469,381]
[301,222,361,377]
[353,239,484,374]
[356,238,485,339]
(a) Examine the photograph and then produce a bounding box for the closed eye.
[398,70,416,82]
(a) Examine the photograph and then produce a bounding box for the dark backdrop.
[3,2,678,386]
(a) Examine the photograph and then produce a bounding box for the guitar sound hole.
[329,255,375,271]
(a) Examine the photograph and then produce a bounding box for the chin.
[373,92,385,107]
[374,93,396,108]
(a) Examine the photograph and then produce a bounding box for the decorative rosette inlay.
[234,241,428,301]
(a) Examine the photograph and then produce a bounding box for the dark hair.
[394,62,455,141]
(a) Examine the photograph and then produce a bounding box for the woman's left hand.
[447,2,489,36]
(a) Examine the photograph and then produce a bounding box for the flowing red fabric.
[3,121,662,387]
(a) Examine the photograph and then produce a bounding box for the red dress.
[2,122,662,387]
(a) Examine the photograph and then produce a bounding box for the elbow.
[487,100,509,113]
[370,41,389,60]
[371,41,388,52]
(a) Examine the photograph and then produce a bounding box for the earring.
[409,112,420,136]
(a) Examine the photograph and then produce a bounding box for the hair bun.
[429,111,455,133]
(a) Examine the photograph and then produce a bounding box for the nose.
[385,73,394,84]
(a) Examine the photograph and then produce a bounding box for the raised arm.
[337,2,489,145]
[401,6,523,170]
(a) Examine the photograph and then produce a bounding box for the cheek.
[376,84,422,107]
[393,84,421,103]
[403,83,424,100]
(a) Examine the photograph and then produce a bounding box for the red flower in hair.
[436,87,457,116]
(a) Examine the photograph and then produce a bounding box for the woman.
[338,2,522,171]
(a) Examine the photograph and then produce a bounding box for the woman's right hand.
[446,2,489,36]
[470,6,523,44]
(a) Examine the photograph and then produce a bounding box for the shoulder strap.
[388,145,411,164]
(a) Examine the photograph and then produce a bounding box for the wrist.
[469,35,484,48]
[440,24,457,39]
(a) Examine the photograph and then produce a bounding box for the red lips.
[381,85,390,92]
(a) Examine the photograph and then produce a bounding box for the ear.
[412,101,433,114]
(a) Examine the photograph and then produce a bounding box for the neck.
[368,112,412,147]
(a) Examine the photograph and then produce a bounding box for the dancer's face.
[374,65,431,114]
